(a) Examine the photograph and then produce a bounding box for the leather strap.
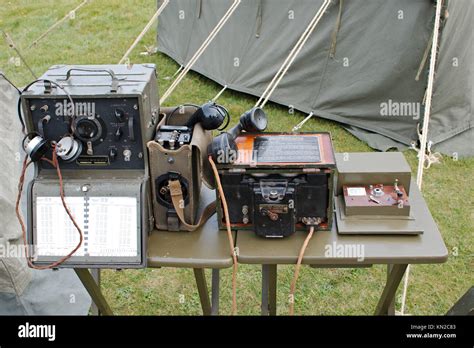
[169,179,216,231]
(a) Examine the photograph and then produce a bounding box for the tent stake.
[292,112,314,132]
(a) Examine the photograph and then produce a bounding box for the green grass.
[1,0,472,315]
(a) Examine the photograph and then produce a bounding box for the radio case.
[215,132,336,238]
[147,106,214,231]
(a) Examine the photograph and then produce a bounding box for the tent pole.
[401,0,444,316]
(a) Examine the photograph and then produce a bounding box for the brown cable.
[15,146,83,270]
[208,156,238,315]
[289,226,315,315]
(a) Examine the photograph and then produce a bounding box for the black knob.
[114,108,125,122]
[109,148,117,161]
[114,127,123,141]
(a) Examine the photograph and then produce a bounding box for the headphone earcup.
[25,135,50,162]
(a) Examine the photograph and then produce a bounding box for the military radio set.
[211,132,336,238]
[19,64,158,268]
[17,64,420,272]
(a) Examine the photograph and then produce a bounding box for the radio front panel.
[24,97,145,170]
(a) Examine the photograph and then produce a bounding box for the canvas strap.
[168,179,216,231]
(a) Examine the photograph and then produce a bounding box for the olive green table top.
[147,215,235,269]
[236,181,448,265]
[147,186,234,269]
[147,154,448,268]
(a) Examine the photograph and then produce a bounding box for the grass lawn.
[1,0,472,315]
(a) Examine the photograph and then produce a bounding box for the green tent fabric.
[157,0,473,157]
[0,72,31,296]
[429,0,473,157]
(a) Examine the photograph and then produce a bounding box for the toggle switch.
[114,108,125,122]
[115,127,123,141]
[109,148,117,161]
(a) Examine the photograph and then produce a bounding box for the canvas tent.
[157,0,473,157]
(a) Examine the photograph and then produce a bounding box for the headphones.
[23,132,82,163]
[20,79,83,163]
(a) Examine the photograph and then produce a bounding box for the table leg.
[386,265,395,315]
[374,264,408,315]
[75,268,113,316]
[261,265,269,315]
[193,268,211,316]
[89,269,100,316]
[261,264,277,316]
[211,269,220,315]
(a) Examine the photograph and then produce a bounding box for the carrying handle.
[59,68,120,92]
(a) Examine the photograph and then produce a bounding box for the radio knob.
[114,108,125,122]
[109,148,117,161]
[123,149,132,162]
[115,127,123,141]
[269,190,279,200]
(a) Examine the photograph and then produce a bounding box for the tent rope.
[26,0,89,50]
[119,0,170,64]
[163,65,184,81]
[160,0,241,105]
[410,141,443,170]
[255,0,332,109]
[212,85,228,102]
[411,125,443,169]
[1,31,37,79]
[292,112,314,131]
[402,0,444,316]
[416,0,444,188]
